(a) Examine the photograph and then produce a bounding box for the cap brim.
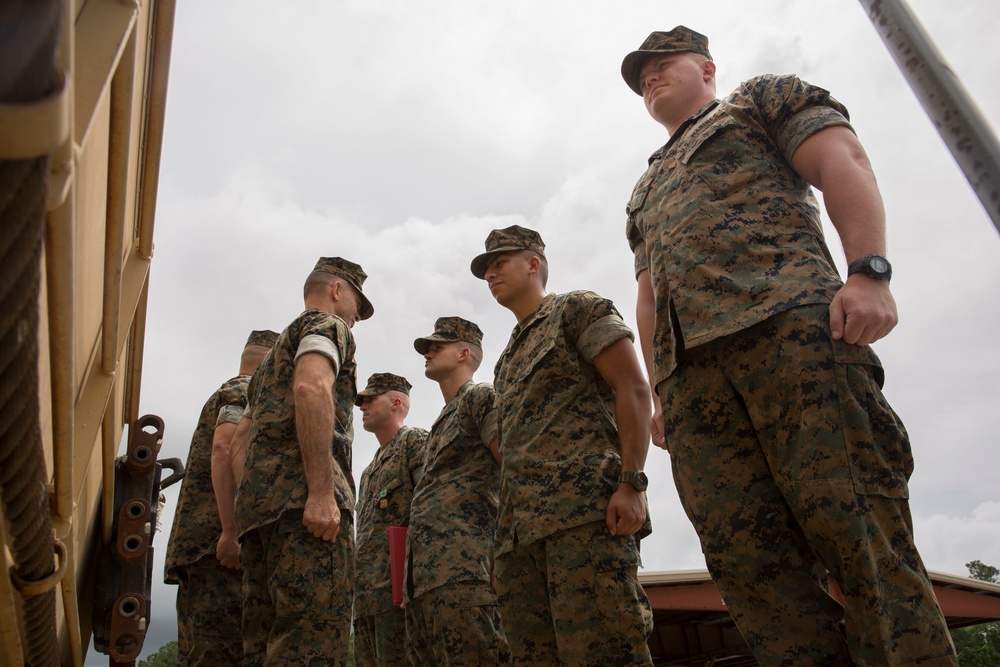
[470,245,531,279]
[414,335,447,354]
[621,50,663,96]
[358,293,374,320]
[354,389,383,406]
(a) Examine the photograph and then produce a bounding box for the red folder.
[388,526,407,607]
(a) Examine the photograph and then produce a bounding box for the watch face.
[621,471,648,491]
[869,256,889,273]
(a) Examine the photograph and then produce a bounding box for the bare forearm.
[229,416,250,492]
[616,384,651,470]
[598,340,652,536]
[594,338,651,468]
[295,387,336,494]
[211,422,238,533]
[822,162,886,262]
[635,271,657,390]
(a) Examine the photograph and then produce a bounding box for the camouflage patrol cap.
[245,329,279,349]
[312,256,375,321]
[470,225,546,279]
[413,317,484,354]
[354,372,412,406]
[621,26,712,96]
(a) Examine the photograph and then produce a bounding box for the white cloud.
[118,0,1000,661]
[915,502,1000,575]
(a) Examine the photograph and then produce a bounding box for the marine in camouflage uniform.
[473,226,654,666]
[163,329,277,666]
[621,27,956,666]
[353,372,428,667]
[232,257,373,667]
[405,317,507,666]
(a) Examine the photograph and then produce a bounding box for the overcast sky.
[101,0,1000,660]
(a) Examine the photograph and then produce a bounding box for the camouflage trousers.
[173,555,243,666]
[495,520,653,666]
[353,607,407,667]
[660,305,956,667]
[405,580,508,666]
[240,509,354,666]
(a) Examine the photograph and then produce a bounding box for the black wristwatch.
[847,254,892,281]
[619,470,649,492]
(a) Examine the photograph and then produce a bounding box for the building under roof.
[640,569,1000,666]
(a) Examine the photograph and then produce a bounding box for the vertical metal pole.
[859,0,1000,233]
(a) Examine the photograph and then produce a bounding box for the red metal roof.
[639,569,1000,666]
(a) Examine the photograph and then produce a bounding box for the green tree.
[137,639,177,667]
[966,560,999,584]
[951,560,1000,666]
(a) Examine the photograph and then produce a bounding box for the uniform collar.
[511,292,557,338]
[650,98,721,163]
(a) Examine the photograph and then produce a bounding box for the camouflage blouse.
[626,74,851,386]
[406,381,499,600]
[235,309,357,537]
[164,374,249,582]
[354,425,428,615]
[492,291,645,557]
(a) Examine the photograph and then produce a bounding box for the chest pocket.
[379,475,404,504]
[503,337,560,388]
[625,164,659,250]
[503,336,585,413]
[680,113,772,200]
[627,167,656,217]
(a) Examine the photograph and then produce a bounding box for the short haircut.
[303,270,337,300]
[241,345,270,366]
[467,343,484,371]
[523,250,548,288]
[387,390,411,417]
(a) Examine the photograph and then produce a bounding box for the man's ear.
[330,279,343,300]
[702,59,716,82]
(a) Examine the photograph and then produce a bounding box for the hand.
[303,492,341,543]
[829,275,898,346]
[216,530,242,570]
[650,401,666,450]
[606,485,646,537]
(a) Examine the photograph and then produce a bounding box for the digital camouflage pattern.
[354,609,408,667]
[627,70,955,665]
[312,255,374,320]
[241,510,355,666]
[406,381,499,598]
[245,328,280,349]
[354,371,412,405]
[164,373,250,581]
[492,290,649,555]
[413,316,484,354]
[492,290,653,664]
[355,424,428,616]
[173,554,242,665]
[620,25,712,95]
[235,308,357,537]
[470,224,546,279]
[626,74,851,386]
[661,305,956,666]
[405,580,508,666]
[495,521,652,666]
